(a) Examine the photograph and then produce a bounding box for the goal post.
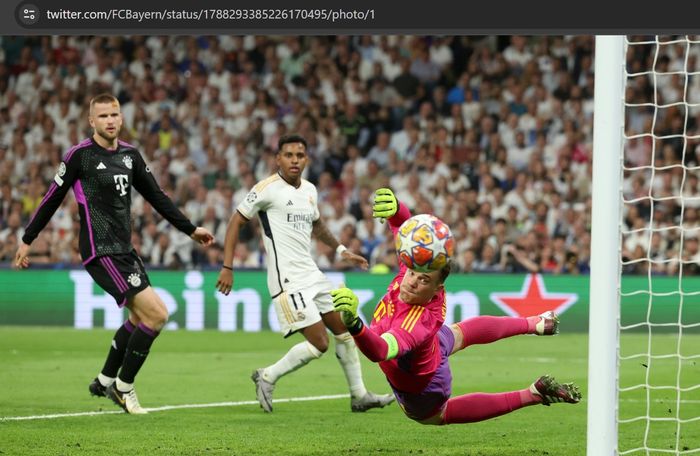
[588,35,626,456]
[589,35,700,456]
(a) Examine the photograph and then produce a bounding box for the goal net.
[617,35,700,455]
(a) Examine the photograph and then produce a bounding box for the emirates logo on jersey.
[122,156,133,170]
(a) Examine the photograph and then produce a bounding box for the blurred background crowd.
[0,35,699,275]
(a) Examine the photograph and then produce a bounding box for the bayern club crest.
[128,273,141,287]
[122,156,133,170]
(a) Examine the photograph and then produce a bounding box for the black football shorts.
[85,250,151,307]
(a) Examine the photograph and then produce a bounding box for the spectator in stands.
[0,211,24,245]
[0,34,664,276]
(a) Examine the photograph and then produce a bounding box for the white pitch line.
[4,394,697,422]
[0,393,350,422]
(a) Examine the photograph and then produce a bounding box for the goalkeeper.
[331,188,581,425]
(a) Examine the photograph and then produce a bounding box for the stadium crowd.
[0,35,699,275]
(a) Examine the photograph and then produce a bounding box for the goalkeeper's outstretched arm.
[352,325,400,362]
[331,287,399,362]
[371,187,412,235]
[387,201,411,233]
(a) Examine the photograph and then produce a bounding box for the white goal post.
[588,35,625,456]
[589,35,700,456]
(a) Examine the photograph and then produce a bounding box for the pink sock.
[520,387,542,405]
[457,316,529,349]
[442,389,536,424]
[526,315,543,334]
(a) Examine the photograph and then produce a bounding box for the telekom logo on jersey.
[114,174,129,196]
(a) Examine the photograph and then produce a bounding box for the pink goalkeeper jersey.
[368,202,447,393]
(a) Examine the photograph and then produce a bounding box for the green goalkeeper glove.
[372,188,398,219]
[331,287,363,334]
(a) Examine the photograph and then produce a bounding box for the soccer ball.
[395,214,455,272]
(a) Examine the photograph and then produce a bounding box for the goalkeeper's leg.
[450,313,559,355]
[440,390,537,424]
[440,376,581,424]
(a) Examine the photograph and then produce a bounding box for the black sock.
[100,320,135,379]
[118,323,159,385]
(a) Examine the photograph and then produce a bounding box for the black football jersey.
[23,137,195,263]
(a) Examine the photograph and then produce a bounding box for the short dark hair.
[278,134,307,152]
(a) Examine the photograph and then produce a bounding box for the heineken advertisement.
[0,270,697,332]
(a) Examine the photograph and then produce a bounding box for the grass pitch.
[1,328,697,455]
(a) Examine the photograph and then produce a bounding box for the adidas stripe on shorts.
[84,250,151,307]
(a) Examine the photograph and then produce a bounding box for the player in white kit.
[216,134,394,413]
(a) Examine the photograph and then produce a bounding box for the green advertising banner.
[0,270,698,332]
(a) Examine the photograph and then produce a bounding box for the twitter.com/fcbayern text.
[44,8,376,23]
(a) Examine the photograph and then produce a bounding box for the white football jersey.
[237,173,328,296]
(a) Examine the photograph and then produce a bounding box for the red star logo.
[489,274,578,317]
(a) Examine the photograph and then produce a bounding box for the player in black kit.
[14,93,214,414]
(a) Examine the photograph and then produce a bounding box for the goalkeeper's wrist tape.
[336,244,347,255]
[347,317,364,335]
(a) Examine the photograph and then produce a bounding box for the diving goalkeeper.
[331,188,581,425]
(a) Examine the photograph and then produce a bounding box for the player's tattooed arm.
[313,218,369,270]
[312,218,340,250]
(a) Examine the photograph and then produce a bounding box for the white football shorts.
[273,279,334,337]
